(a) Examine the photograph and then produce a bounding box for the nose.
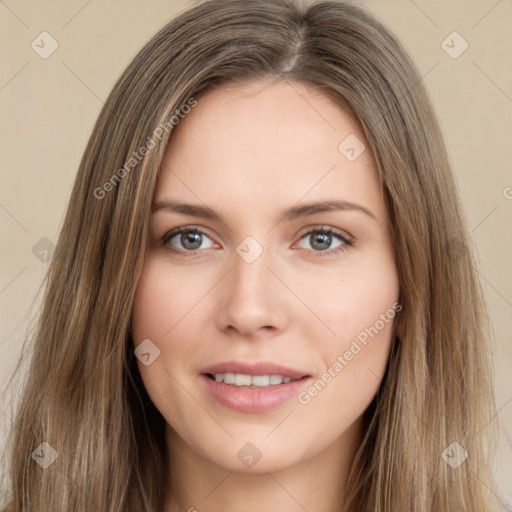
[215,242,288,338]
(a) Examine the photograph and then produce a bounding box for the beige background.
[0,0,511,504]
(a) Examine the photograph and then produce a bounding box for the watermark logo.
[31,31,58,59]
[31,236,55,263]
[441,441,468,469]
[338,133,366,162]
[32,442,58,468]
[134,338,161,366]
[441,31,468,59]
[236,236,264,263]
[237,442,262,468]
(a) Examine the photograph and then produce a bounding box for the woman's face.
[131,79,400,474]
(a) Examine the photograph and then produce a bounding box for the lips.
[199,360,313,413]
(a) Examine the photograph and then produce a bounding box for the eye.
[161,226,215,256]
[296,226,353,257]
[161,225,353,258]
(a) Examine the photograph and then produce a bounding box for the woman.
[1,0,509,510]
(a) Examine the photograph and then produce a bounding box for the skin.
[130,79,400,512]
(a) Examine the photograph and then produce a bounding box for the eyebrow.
[152,199,377,223]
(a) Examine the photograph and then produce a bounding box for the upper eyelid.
[299,225,352,239]
[162,225,216,242]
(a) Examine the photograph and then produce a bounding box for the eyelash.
[161,225,354,258]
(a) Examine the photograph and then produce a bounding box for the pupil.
[182,232,202,250]
[311,232,331,251]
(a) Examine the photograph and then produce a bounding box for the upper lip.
[201,360,311,380]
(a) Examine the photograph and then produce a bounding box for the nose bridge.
[233,236,271,292]
[216,235,285,335]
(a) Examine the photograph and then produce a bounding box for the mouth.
[204,372,307,387]
[199,360,313,412]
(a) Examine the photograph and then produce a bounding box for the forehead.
[154,80,385,223]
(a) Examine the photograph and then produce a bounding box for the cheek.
[130,258,192,391]
[131,257,204,341]
[314,252,399,348]
[130,258,207,420]
[297,257,399,416]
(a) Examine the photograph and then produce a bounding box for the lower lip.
[200,375,312,413]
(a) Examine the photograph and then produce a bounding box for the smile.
[207,373,296,387]
[200,360,312,412]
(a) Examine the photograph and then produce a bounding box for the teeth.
[252,375,269,386]
[224,373,235,384]
[234,374,252,386]
[211,373,297,387]
[269,375,282,385]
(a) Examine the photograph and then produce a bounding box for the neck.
[163,419,362,512]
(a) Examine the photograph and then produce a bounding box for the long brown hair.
[1,0,508,510]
